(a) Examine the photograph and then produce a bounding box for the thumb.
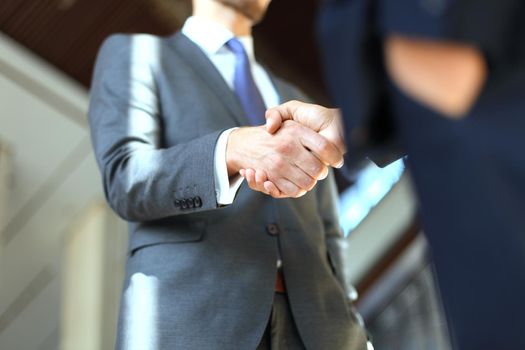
[265,109,284,134]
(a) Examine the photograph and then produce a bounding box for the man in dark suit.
[88,0,368,349]
[245,1,525,349]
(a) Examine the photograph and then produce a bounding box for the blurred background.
[0,0,450,349]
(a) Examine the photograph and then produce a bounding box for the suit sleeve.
[379,0,523,64]
[88,34,222,222]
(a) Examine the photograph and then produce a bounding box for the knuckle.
[320,165,329,178]
[306,180,315,190]
[299,176,315,190]
[291,189,301,197]
[275,141,292,155]
[294,189,306,198]
[280,183,295,196]
[310,162,324,177]
[316,138,330,154]
[283,120,297,130]
[272,156,286,170]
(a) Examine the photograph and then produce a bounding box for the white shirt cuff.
[214,128,244,205]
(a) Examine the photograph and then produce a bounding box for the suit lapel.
[266,72,296,104]
[168,32,247,126]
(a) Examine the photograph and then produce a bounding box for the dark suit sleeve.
[88,34,222,222]
[379,0,522,64]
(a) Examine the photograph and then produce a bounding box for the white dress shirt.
[182,16,280,205]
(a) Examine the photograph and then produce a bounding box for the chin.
[247,8,266,24]
[217,0,270,23]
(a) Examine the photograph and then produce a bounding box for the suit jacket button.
[266,224,279,236]
[186,198,195,208]
[194,196,202,208]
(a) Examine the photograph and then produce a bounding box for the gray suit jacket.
[88,32,367,350]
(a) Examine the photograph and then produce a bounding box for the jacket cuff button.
[194,196,202,208]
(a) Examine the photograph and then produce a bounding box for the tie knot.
[226,37,246,56]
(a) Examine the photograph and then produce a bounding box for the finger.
[288,164,318,192]
[319,166,329,180]
[265,100,305,133]
[267,100,323,132]
[255,169,269,192]
[263,181,283,198]
[317,110,347,161]
[245,169,257,190]
[255,169,267,183]
[239,169,246,177]
[265,181,292,199]
[269,165,315,198]
[252,169,270,195]
[296,126,344,168]
[265,109,285,134]
[244,169,271,194]
[291,147,329,181]
[272,175,309,198]
[269,160,316,193]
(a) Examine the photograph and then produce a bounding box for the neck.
[192,1,253,36]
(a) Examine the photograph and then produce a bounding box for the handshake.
[226,100,346,198]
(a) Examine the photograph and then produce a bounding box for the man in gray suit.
[88,0,368,348]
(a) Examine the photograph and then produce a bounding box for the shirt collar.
[182,16,256,61]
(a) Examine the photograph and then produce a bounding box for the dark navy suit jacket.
[318,0,525,349]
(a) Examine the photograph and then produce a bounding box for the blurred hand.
[384,35,486,118]
[227,121,337,198]
[239,100,346,198]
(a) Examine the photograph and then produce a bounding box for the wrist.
[226,128,244,176]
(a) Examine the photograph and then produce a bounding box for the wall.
[0,143,10,242]
[0,32,127,350]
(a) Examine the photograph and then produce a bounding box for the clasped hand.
[228,100,345,198]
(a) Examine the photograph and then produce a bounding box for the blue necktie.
[226,38,266,126]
